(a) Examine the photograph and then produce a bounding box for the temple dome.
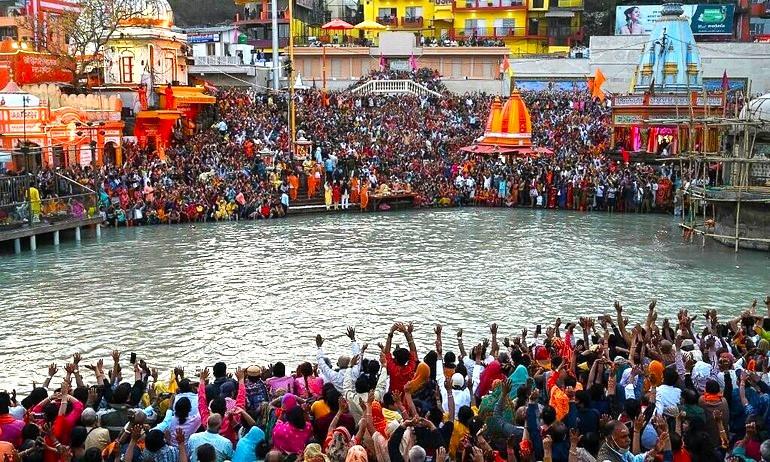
[479,91,532,146]
[118,0,175,27]
[633,2,702,93]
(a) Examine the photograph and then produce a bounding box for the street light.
[21,95,30,172]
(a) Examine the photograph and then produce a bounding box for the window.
[494,18,515,35]
[120,56,134,83]
[0,26,18,40]
[464,19,486,36]
[531,0,544,7]
[206,43,216,55]
[377,8,396,19]
[405,6,423,18]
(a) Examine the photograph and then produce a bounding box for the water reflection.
[1,209,767,390]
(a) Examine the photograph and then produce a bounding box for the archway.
[103,142,117,165]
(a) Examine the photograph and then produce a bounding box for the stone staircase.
[350,79,442,98]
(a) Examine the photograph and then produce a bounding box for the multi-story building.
[233,0,323,48]
[362,0,583,54]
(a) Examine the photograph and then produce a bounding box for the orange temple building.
[0,82,124,171]
[461,90,552,159]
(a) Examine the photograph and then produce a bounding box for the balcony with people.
[454,0,526,11]
[401,16,423,28]
[235,0,291,25]
[376,15,399,26]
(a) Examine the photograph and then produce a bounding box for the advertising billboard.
[615,4,735,36]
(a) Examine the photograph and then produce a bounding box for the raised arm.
[456,329,466,359]
[235,367,246,409]
[490,324,499,358]
[384,323,399,355]
[615,302,631,345]
[405,322,417,357]
[443,377,455,422]
[198,368,210,424]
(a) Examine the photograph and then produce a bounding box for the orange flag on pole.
[591,68,606,101]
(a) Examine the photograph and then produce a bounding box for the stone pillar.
[14,238,21,254]
[53,230,60,246]
[75,226,81,242]
[30,235,36,251]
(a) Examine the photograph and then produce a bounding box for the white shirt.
[316,342,362,392]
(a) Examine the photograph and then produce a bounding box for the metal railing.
[350,80,442,97]
[0,192,98,233]
[193,56,245,66]
[402,17,424,27]
[448,27,543,40]
[455,0,525,8]
[376,16,399,26]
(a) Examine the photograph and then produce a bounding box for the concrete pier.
[1,217,102,254]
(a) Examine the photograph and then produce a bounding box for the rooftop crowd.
[4,297,770,462]
[8,68,691,227]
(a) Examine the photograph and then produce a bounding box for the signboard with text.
[615,4,735,35]
[188,33,219,43]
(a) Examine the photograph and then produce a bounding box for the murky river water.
[1,209,768,391]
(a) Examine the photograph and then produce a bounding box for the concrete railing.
[350,79,442,97]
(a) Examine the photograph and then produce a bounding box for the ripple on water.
[1,208,768,390]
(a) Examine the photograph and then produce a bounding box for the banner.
[615,4,734,36]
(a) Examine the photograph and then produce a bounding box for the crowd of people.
[4,67,694,227]
[4,298,770,462]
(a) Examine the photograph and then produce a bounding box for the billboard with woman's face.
[615,4,734,35]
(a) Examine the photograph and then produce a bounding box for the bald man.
[187,414,233,462]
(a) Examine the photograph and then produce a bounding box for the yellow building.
[363,0,583,55]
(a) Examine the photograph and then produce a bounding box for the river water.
[1,209,768,390]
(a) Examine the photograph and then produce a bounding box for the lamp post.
[21,95,30,172]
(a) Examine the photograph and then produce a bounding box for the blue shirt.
[187,431,234,462]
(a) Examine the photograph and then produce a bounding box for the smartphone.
[130,352,137,364]
[535,324,542,336]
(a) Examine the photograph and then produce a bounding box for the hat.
[681,339,695,351]
[451,373,465,388]
[246,365,262,377]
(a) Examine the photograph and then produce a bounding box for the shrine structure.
[611,3,725,159]
[0,82,124,171]
[460,90,552,160]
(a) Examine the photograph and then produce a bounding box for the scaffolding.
[652,85,770,252]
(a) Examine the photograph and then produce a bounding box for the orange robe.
[360,183,369,211]
[307,174,316,199]
[350,177,360,204]
[288,174,299,201]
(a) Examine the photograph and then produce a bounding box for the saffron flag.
[499,55,512,77]
[628,66,638,94]
[591,68,606,101]
[408,53,418,71]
